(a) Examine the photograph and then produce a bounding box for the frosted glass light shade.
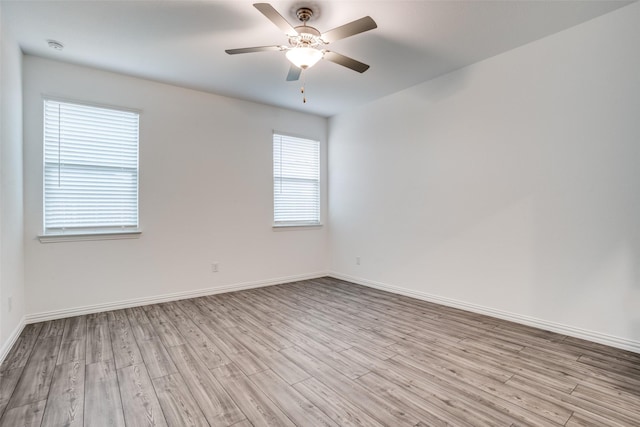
[286,47,323,69]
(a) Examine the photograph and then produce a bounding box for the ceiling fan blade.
[286,65,302,81]
[321,16,377,43]
[225,45,284,55]
[324,51,370,73]
[253,3,298,37]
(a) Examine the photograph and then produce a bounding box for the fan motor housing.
[296,7,313,22]
[289,25,322,47]
[295,25,320,37]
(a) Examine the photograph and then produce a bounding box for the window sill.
[38,230,142,243]
[272,223,323,230]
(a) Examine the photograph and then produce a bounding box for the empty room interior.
[1,0,639,426]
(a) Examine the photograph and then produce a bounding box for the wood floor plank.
[572,382,640,412]
[190,296,239,329]
[61,316,87,343]
[126,306,159,342]
[84,360,125,427]
[6,336,61,410]
[38,319,66,339]
[388,336,514,384]
[262,291,401,354]
[137,338,178,379]
[267,321,336,355]
[206,327,269,376]
[126,305,151,324]
[572,359,640,394]
[151,373,209,427]
[519,345,580,364]
[341,349,522,426]
[0,400,46,427]
[565,411,625,427]
[57,339,86,365]
[0,368,22,420]
[249,369,339,426]
[0,324,42,372]
[231,328,310,385]
[211,363,296,427]
[167,344,245,426]
[382,357,544,426]
[569,383,640,422]
[460,337,597,390]
[117,363,167,427]
[292,282,424,335]
[41,360,85,427]
[159,302,231,369]
[506,374,640,426]
[319,350,370,380]
[107,310,143,369]
[389,354,566,426]
[20,323,45,337]
[175,298,234,330]
[562,335,640,364]
[172,306,268,376]
[143,304,185,348]
[85,312,114,364]
[293,377,387,427]
[388,357,545,426]
[356,371,477,427]
[250,291,353,353]
[227,292,342,356]
[280,345,420,427]
[214,298,294,351]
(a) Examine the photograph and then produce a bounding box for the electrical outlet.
[356,256,361,265]
[8,296,12,312]
[211,263,219,273]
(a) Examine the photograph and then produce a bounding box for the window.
[273,133,320,226]
[43,99,139,236]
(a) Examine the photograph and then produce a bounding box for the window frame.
[272,132,322,228]
[40,97,141,242]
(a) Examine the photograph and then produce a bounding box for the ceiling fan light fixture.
[286,47,323,70]
[226,3,376,81]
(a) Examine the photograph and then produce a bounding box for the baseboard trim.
[20,270,640,354]
[328,272,640,354]
[25,271,328,324]
[0,316,26,365]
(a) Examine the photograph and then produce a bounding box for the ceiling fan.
[226,3,377,81]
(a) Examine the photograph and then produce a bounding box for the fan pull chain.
[301,74,307,104]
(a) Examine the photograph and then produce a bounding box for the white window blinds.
[43,99,139,234]
[273,133,320,225]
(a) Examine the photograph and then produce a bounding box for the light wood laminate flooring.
[1,277,639,426]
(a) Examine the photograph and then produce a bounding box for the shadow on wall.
[633,232,640,341]
[529,117,640,339]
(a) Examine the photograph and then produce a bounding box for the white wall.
[23,56,328,317]
[0,5,26,357]
[329,2,640,350]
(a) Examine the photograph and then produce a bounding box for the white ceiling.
[3,0,633,117]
